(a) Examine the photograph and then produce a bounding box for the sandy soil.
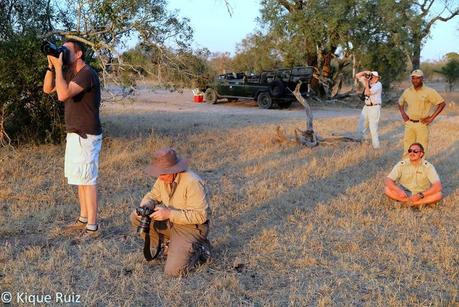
[101,84,457,124]
[103,88,365,119]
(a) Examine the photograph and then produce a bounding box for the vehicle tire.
[269,80,285,98]
[227,98,238,102]
[204,88,218,104]
[277,100,293,109]
[257,92,274,109]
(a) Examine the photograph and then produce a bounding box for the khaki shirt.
[387,159,440,193]
[141,171,210,225]
[398,85,443,120]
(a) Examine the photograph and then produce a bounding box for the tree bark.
[411,34,422,70]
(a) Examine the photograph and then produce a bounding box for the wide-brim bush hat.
[146,148,188,176]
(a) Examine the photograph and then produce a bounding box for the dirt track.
[103,88,365,119]
[104,88,436,135]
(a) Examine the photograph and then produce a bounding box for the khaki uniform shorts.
[64,133,102,185]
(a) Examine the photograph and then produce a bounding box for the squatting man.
[384,142,442,207]
[355,70,382,149]
[43,40,103,238]
[130,148,211,277]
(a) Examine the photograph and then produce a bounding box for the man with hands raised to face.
[43,39,102,239]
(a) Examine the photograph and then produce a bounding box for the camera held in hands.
[136,201,161,234]
[41,41,71,65]
[364,72,373,79]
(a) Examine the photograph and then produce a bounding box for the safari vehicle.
[203,66,313,109]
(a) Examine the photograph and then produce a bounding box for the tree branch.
[277,0,296,13]
[422,6,459,36]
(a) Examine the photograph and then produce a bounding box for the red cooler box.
[193,95,204,103]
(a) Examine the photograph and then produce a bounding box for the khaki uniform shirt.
[141,171,210,225]
[387,159,440,193]
[398,85,443,120]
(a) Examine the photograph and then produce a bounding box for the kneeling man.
[130,148,211,277]
[384,142,442,207]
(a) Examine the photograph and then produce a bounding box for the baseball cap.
[410,69,424,77]
[371,71,380,78]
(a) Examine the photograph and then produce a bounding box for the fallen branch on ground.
[275,82,361,147]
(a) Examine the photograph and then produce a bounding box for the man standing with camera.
[399,69,445,157]
[43,39,102,239]
[355,70,382,149]
[130,148,211,277]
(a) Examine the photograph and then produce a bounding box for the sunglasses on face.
[408,149,422,153]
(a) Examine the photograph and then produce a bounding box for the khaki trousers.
[129,211,209,277]
[403,121,430,157]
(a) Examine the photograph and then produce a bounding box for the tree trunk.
[292,82,314,132]
[0,105,12,147]
[411,35,422,70]
[352,53,358,90]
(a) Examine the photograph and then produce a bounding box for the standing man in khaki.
[130,148,211,277]
[43,40,102,238]
[399,69,445,156]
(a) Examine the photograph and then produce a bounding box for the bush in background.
[0,0,65,145]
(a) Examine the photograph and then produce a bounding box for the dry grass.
[1,89,458,306]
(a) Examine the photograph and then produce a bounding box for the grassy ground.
[0,90,458,306]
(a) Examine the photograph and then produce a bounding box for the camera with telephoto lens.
[135,201,161,234]
[364,72,373,79]
[41,41,71,65]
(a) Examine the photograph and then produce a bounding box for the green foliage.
[421,52,459,81]
[254,0,418,92]
[0,0,195,145]
[58,0,193,65]
[354,0,413,88]
[0,0,65,145]
[232,32,281,73]
[239,0,457,92]
[167,48,213,89]
[59,0,195,95]
[435,59,459,91]
[208,52,234,75]
[420,61,442,79]
[443,52,459,62]
[120,44,212,90]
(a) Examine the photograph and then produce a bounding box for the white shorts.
[64,133,102,185]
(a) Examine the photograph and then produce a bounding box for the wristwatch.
[417,192,425,199]
[46,67,55,72]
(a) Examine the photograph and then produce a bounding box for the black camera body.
[135,201,161,234]
[364,72,373,79]
[41,41,71,66]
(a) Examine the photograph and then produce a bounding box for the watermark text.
[1,291,81,305]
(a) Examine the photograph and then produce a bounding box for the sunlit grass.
[1,91,458,305]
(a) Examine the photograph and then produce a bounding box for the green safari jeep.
[203,67,313,109]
